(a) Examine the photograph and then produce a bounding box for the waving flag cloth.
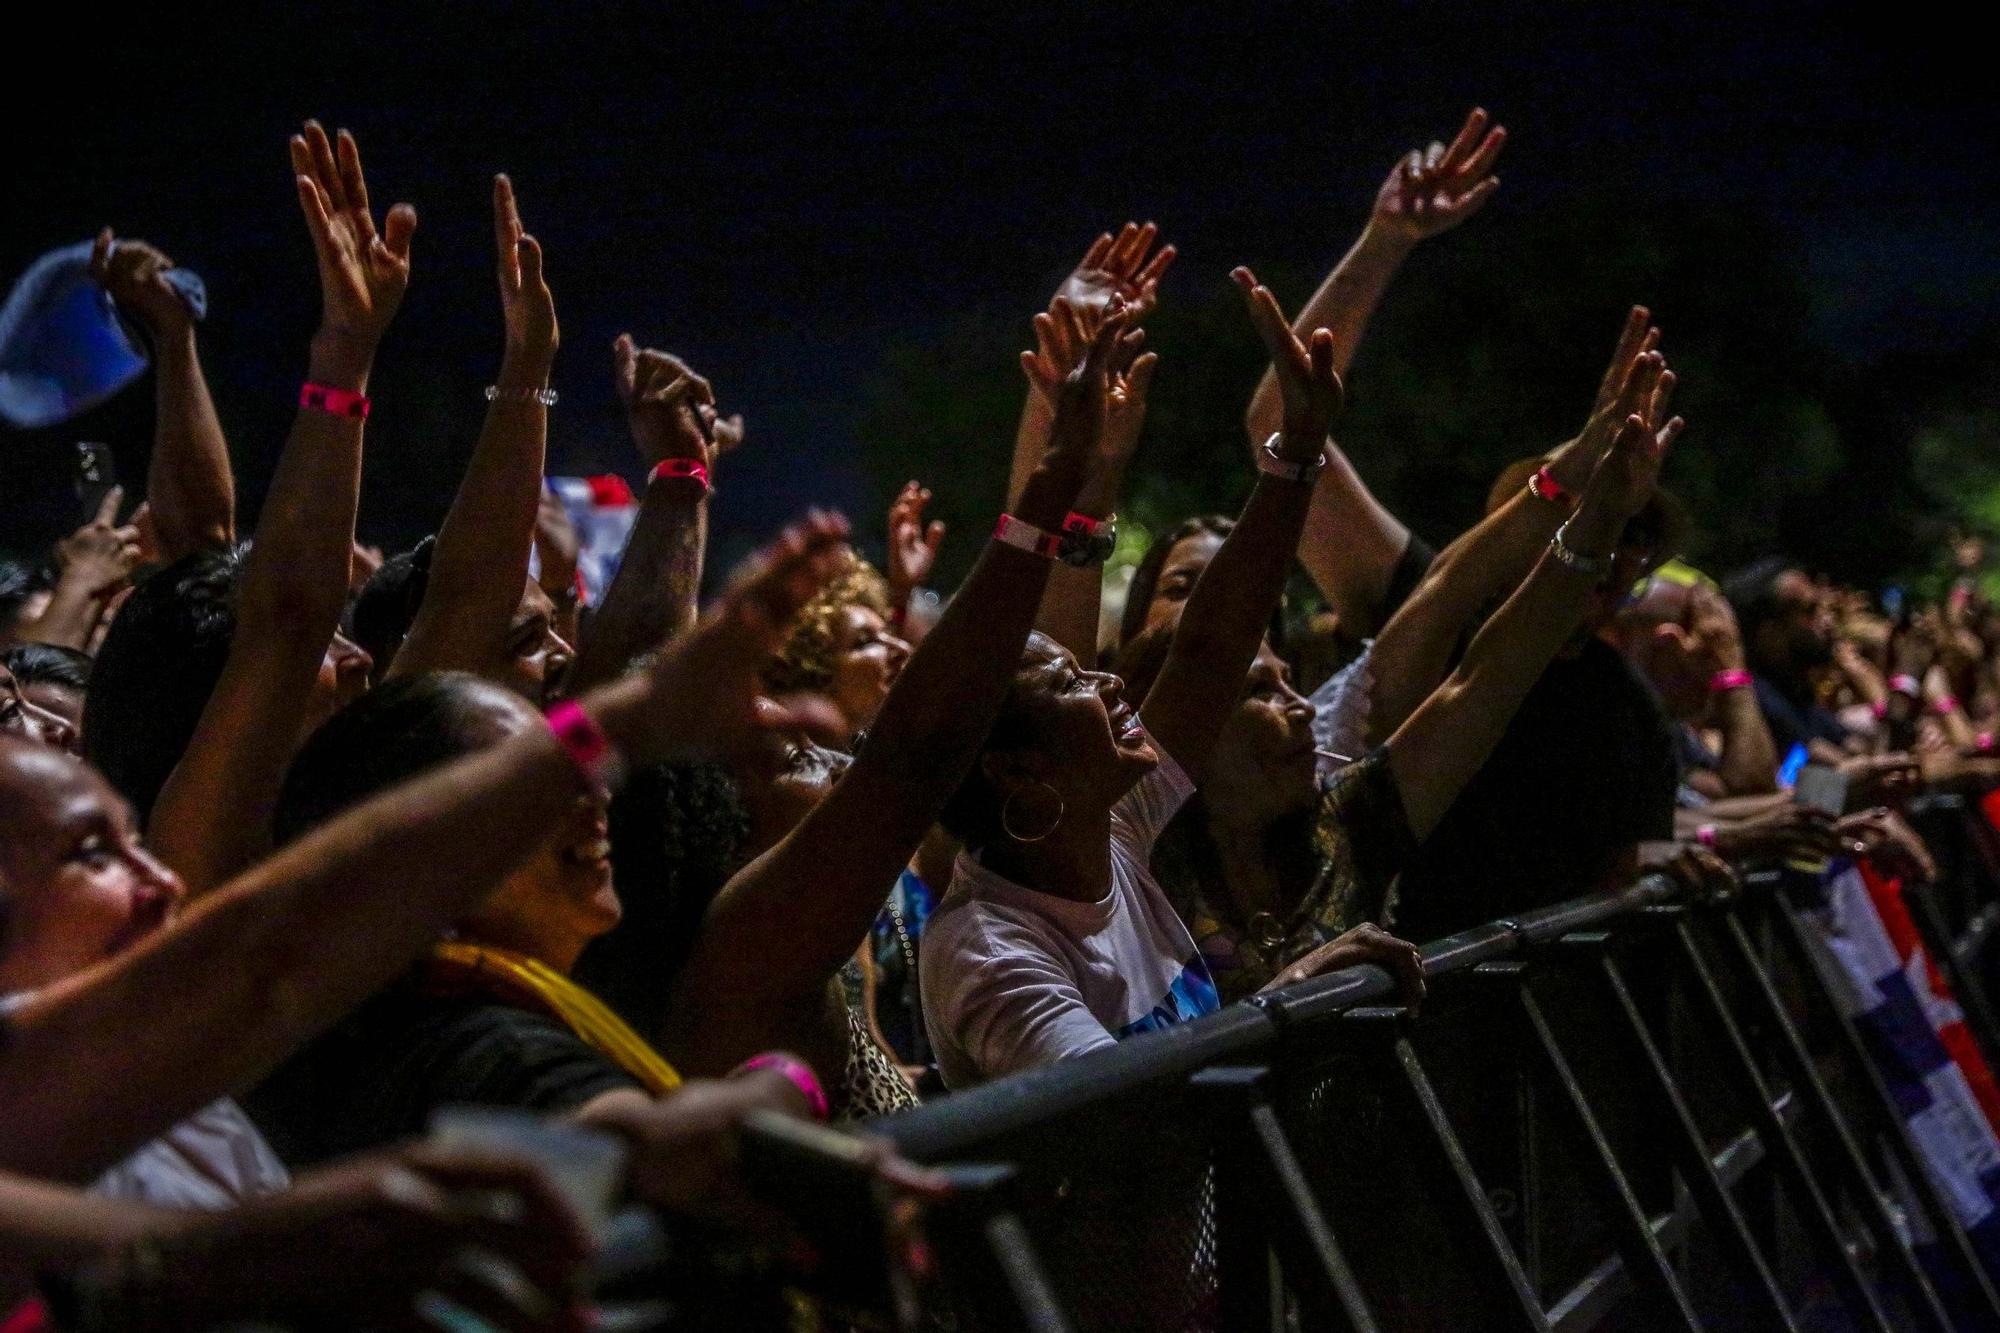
[541,475,638,605]
[1791,858,2000,1283]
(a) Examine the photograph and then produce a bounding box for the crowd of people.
[0,107,1993,1327]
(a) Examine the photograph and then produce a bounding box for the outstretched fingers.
[493,174,523,288]
[334,128,375,244]
[1232,266,1306,377]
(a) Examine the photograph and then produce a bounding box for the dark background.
[4,2,1995,589]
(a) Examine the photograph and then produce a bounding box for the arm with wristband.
[1,515,851,1183]
[660,311,1129,1080]
[1011,288,1159,664]
[1388,406,1683,839]
[389,174,560,683]
[1246,110,1505,639]
[1691,583,1781,795]
[1137,269,1341,776]
[564,339,740,694]
[147,122,415,898]
[1363,307,1679,746]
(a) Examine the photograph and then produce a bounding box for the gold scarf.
[426,941,681,1094]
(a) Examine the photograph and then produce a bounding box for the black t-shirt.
[244,975,639,1170]
[1390,637,1679,943]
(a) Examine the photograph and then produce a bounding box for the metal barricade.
[879,821,2000,1331]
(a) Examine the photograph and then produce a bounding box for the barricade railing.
[871,801,2000,1331]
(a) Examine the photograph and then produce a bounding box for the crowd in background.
[2,107,1996,1329]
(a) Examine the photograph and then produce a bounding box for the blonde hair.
[763,551,892,694]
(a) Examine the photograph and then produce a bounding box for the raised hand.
[1020,302,1137,512]
[493,174,556,366]
[289,122,416,351]
[1055,222,1175,325]
[1370,107,1506,246]
[1232,267,1342,454]
[614,335,740,470]
[1580,408,1676,526]
[886,481,946,598]
[55,486,142,599]
[1103,338,1160,473]
[89,230,195,335]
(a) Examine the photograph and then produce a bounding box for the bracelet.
[1979,731,1995,752]
[1527,465,1574,508]
[1695,824,1718,849]
[486,384,558,406]
[648,458,712,494]
[1888,674,1923,699]
[544,700,626,797]
[1709,669,1753,693]
[300,382,370,418]
[1548,521,1610,579]
[1935,695,1962,715]
[738,1051,829,1122]
[1255,432,1328,484]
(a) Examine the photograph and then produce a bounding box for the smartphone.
[1795,765,1851,817]
[74,441,117,523]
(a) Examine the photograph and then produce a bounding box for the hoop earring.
[1001,781,1065,843]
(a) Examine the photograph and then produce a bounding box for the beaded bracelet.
[486,384,559,406]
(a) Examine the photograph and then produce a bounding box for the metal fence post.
[1566,931,1801,1330]
[1342,1005,1554,1331]
[1191,1064,1381,1333]
[1468,959,1704,1330]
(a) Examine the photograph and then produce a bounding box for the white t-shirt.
[1310,643,1374,776]
[921,750,1220,1089]
[93,1097,290,1209]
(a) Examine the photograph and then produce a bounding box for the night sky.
[4,2,1994,567]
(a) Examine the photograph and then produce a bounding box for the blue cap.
[0,240,206,430]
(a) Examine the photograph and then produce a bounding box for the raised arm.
[0,517,849,1183]
[1003,229,1172,662]
[91,231,235,559]
[1247,109,1505,634]
[1689,583,1780,795]
[390,174,558,680]
[882,479,946,645]
[147,123,415,897]
[1364,308,1672,745]
[565,340,739,693]
[1389,410,1679,838]
[663,312,1128,1077]
[1140,269,1341,775]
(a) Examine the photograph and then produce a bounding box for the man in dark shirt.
[1722,558,1850,757]
[1390,463,1684,943]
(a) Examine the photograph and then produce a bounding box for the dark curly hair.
[574,760,754,1032]
[83,547,246,822]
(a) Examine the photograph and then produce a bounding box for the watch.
[1257,431,1328,483]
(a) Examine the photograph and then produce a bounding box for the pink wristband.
[300,382,370,419]
[649,458,711,493]
[544,700,625,796]
[738,1051,828,1122]
[1889,674,1922,699]
[1980,732,1996,753]
[1709,669,1752,692]
[1527,465,1573,508]
[1695,824,1718,849]
[1936,695,1962,715]
[1873,699,1889,720]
